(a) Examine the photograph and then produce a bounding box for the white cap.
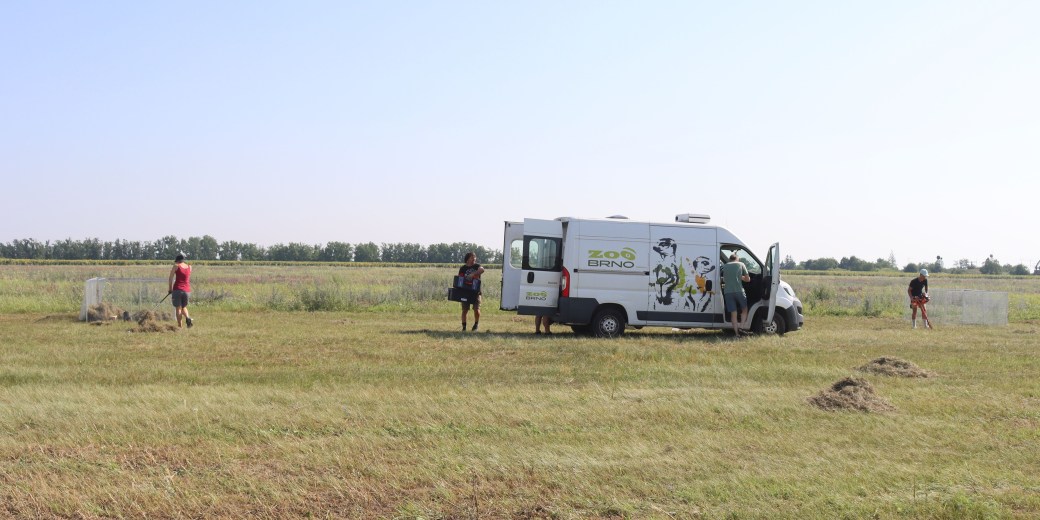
[920,269,929,277]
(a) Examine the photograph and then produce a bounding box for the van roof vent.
[606,215,629,219]
[676,213,710,224]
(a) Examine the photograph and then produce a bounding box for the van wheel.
[753,311,787,335]
[592,308,625,338]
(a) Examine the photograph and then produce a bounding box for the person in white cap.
[908,268,931,329]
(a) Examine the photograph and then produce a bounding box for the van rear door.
[500,221,524,311]
[765,243,780,324]
[519,219,563,315]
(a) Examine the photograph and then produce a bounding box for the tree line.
[0,237,502,264]
[782,254,1034,275]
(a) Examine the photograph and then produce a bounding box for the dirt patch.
[129,310,178,333]
[807,377,895,413]
[857,356,932,378]
[514,504,557,519]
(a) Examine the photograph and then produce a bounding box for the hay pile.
[129,310,178,333]
[807,377,895,413]
[857,356,932,378]
[86,303,126,322]
[131,310,173,322]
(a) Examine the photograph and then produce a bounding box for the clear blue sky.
[2,1,1037,267]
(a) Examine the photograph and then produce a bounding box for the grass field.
[1,265,1038,518]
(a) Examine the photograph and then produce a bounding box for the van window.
[524,236,562,271]
[720,246,762,275]
[509,239,523,269]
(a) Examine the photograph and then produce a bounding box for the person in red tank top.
[168,254,194,328]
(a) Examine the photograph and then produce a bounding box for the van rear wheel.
[592,308,625,338]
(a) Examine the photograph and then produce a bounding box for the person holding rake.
[168,254,194,328]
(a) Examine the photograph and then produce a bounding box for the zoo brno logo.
[587,247,637,268]
[525,291,549,301]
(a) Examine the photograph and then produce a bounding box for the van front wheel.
[753,311,787,336]
[592,308,625,338]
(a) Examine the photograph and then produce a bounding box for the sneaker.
[535,330,542,335]
[472,323,479,331]
[912,321,917,329]
[462,323,467,332]
[186,317,193,328]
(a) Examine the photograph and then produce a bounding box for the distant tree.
[903,262,919,273]
[198,235,220,260]
[353,242,380,262]
[839,256,876,271]
[801,257,839,270]
[980,255,1003,275]
[219,240,247,261]
[887,251,898,269]
[954,258,977,270]
[320,241,354,262]
[781,255,797,270]
[1011,264,1030,276]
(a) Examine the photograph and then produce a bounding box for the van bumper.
[557,297,599,325]
[785,302,804,330]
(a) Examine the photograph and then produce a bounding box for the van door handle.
[527,272,535,283]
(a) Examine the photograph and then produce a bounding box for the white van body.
[501,215,803,337]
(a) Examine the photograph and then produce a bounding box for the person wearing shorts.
[908,268,931,329]
[168,254,193,328]
[458,252,484,331]
[721,253,751,337]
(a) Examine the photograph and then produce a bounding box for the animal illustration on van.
[681,255,716,312]
[651,238,679,308]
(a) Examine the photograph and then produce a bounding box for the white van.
[501,214,803,337]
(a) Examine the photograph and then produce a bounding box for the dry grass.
[1,266,1040,518]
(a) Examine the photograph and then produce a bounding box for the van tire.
[753,311,786,336]
[592,308,625,338]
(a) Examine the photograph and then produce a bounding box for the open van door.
[501,221,524,311]
[764,243,780,325]
[518,218,563,316]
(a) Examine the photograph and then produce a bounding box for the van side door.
[500,221,524,311]
[765,243,780,324]
[519,219,563,315]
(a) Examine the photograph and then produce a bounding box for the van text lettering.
[588,259,636,268]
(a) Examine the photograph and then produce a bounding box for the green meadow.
[1,264,1038,518]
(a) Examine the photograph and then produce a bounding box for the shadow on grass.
[398,328,732,342]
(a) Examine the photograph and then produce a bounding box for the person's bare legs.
[730,311,740,336]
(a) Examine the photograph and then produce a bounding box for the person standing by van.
[458,252,484,331]
[721,253,751,336]
[908,269,931,329]
[168,254,193,328]
[535,315,552,335]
